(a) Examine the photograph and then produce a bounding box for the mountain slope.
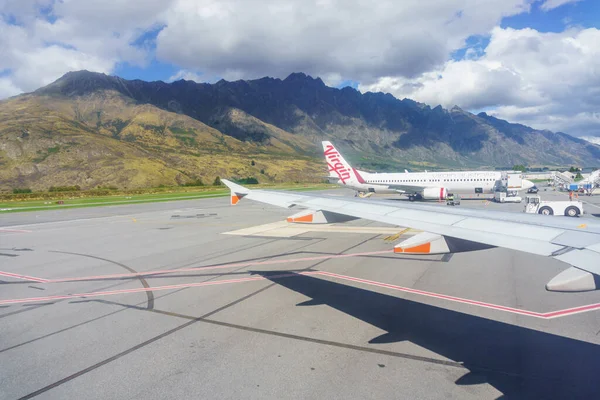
[0,90,322,190]
[1,70,599,191]
[36,70,600,169]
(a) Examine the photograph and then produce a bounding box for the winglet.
[221,179,251,205]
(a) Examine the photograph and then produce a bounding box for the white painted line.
[223,220,407,238]
[0,193,228,213]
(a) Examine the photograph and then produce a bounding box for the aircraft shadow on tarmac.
[254,271,600,399]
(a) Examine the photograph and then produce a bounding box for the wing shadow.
[254,270,600,399]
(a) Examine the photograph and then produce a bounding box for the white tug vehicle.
[524,195,583,217]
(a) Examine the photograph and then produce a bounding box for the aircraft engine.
[422,187,447,200]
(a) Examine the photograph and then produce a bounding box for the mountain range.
[1,70,599,190]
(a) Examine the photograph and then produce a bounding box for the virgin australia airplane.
[322,141,534,200]
[222,179,600,293]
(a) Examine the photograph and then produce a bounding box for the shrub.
[49,185,81,192]
[235,177,259,185]
[213,177,222,186]
[13,188,32,194]
[181,179,204,187]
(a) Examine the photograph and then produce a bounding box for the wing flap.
[553,249,600,276]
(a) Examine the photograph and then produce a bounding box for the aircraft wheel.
[408,196,415,202]
[539,206,553,215]
[565,206,580,217]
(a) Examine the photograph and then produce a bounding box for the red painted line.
[0,228,32,233]
[3,256,598,320]
[543,303,600,318]
[0,271,49,283]
[316,272,600,319]
[45,250,394,283]
[0,272,320,306]
[317,271,545,318]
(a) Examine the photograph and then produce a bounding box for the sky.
[0,0,598,138]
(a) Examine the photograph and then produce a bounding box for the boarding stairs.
[553,171,574,189]
[582,169,600,188]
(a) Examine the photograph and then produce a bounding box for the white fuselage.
[350,171,502,195]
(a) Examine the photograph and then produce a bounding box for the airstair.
[582,169,600,188]
[552,171,574,189]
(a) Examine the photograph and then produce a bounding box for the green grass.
[0,184,336,214]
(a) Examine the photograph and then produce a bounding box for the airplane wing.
[385,184,426,193]
[222,180,600,292]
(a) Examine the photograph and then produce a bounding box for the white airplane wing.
[385,184,427,193]
[222,180,600,292]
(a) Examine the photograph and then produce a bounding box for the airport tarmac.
[1,187,600,399]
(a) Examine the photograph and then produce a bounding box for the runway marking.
[2,242,599,319]
[223,220,404,238]
[38,250,395,283]
[316,271,600,320]
[0,272,319,306]
[0,228,32,233]
[2,268,600,319]
[0,271,49,283]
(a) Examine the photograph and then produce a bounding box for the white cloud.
[0,0,174,95]
[156,0,531,82]
[0,0,533,96]
[360,27,600,136]
[11,45,115,91]
[0,77,21,99]
[168,70,204,82]
[539,0,582,11]
[581,136,600,145]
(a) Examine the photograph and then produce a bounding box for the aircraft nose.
[522,179,535,189]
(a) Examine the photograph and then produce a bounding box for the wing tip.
[221,179,251,205]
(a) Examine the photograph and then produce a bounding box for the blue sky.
[452,0,594,63]
[502,0,598,31]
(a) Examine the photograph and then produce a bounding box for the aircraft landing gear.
[408,195,416,202]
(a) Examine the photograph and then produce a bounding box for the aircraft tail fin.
[321,141,368,185]
[221,179,251,205]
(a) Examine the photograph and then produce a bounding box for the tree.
[236,177,259,184]
[181,179,204,187]
[575,172,584,181]
[512,164,526,172]
[213,177,222,186]
[251,160,255,166]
